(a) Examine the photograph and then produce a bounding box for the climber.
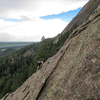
[37,59,44,70]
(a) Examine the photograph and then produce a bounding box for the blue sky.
[0,18,22,22]
[40,7,82,22]
[0,0,89,42]
[0,7,82,22]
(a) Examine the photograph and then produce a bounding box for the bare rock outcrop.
[62,0,100,34]
[37,5,100,100]
[54,0,100,43]
[1,0,100,100]
[23,48,35,57]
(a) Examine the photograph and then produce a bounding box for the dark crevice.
[22,86,29,92]
[22,91,30,100]
[69,13,100,41]
[3,94,10,100]
[81,20,91,28]
[36,44,70,100]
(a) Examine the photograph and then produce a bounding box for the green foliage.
[0,42,34,57]
[35,31,71,62]
[55,31,70,51]
[36,39,54,61]
[0,48,16,58]
[0,43,38,99]
[0,31,71,99]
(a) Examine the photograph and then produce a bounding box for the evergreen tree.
[41,36,45,41]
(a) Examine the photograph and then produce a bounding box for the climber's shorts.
[37,62,41,66]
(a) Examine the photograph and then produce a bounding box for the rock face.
[54,0,100,43]
[62,0,100,34]
[37,4,100,100]
[2,0,100,100]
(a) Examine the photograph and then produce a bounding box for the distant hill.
[0,48,16,57]
[0,42,33,49]
[0,42,34,57]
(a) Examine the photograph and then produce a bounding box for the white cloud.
[0,32,16,41]
[0,18,68,41]
[0,0,89,19]
[0,0,89,41]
